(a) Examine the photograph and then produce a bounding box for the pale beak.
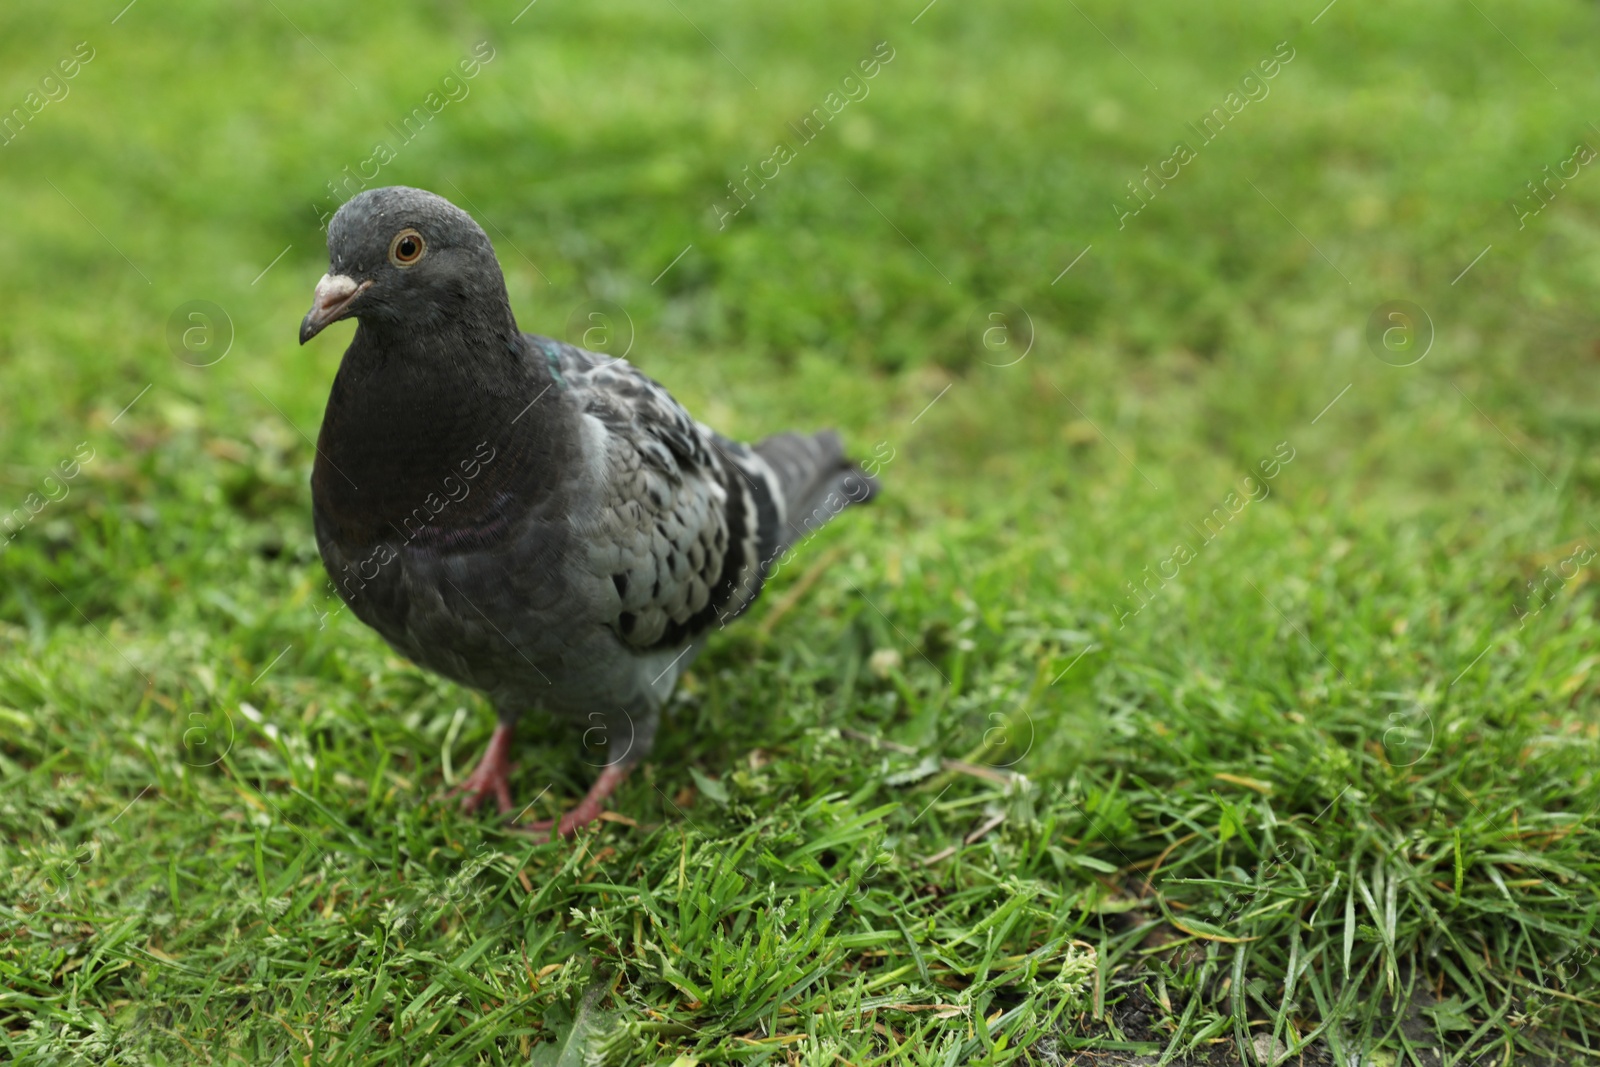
[299,273,372,344]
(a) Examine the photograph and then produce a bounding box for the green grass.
[3,0,1600,1062]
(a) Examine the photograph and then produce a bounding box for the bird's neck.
[313,324,572,550]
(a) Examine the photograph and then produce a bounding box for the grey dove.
[298,186,876,837]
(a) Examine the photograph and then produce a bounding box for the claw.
[512,763,633,842]
[444,720,517,814]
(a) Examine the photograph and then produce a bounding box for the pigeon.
[299,186,877,837]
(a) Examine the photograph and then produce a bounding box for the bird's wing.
[531,336,784,650]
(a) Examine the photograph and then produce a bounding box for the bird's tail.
[753,430,879,554]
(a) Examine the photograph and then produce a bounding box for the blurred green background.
[3,0,1599,1063]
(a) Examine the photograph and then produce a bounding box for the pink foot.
[446,721,517,814]
[516,763,633,842]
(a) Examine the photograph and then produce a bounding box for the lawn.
[3,0,1600,1063]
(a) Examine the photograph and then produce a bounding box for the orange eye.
[389,228,425,266]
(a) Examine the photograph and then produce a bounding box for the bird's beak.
[299,273,372,344]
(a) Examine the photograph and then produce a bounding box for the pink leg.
[517,763,633,842]
[446,721,517,814]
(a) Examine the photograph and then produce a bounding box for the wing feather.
[533,337,781,651]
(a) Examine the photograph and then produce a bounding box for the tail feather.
[753,430,878,554]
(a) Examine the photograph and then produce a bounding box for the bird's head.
[299,186,513,345]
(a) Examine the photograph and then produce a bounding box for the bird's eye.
[389,229,425,267]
